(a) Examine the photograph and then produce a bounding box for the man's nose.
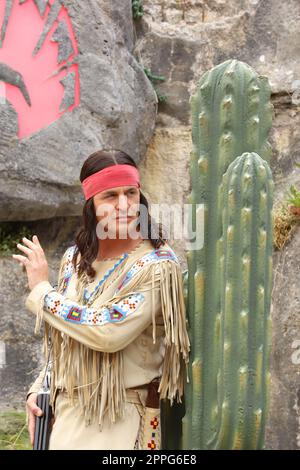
[117,194,129,211]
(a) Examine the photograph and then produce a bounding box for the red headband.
[82,164,140,200]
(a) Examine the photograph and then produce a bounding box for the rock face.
[267,233,300,449]
[1,0,300,449]
[0,216,80,408]
[0,0,157,221]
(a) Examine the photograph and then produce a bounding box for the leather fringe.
[34,248,190,427]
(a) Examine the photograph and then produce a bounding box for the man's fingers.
[28,411,38,445]
[33,235,42,248]
[27,396,43,417]
[22,236,45,262]
[30,404,43,417]
[27,406,43,446]
[23,236,42,253]
[28,412,35,445]
[16,243,36,260]
[12,254,29,264]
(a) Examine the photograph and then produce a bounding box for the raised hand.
[12,235,49,291]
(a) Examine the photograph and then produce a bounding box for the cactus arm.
[210,152,273,449]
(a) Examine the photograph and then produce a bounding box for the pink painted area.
[0,0,80,139]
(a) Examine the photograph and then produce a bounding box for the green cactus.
[161,60,274,450]
[212,152,273,449]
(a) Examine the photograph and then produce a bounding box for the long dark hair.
[73,149,167,279]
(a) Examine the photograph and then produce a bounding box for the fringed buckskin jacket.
[25,239,190,430]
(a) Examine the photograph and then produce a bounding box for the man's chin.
[101,228,140,239]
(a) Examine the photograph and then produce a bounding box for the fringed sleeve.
[153,259,190,405]
[105,256,190,405]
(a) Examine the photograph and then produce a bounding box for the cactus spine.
[179,60,274,450]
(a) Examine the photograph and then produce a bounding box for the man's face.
[93,185,141,239]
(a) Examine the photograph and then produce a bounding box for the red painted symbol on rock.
[0,0,80,139]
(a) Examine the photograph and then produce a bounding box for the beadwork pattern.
[147,416,160,450]
[47,244,178,327]
[114,248,179,294]
[44,290,145,325]
[83,253,128,304]
[60,245,179,299]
